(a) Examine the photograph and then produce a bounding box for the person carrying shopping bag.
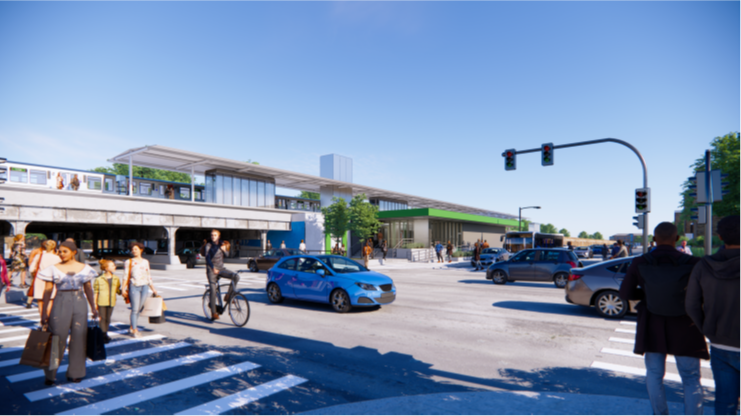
[121,242,158,338]
[38,239,99,385]
[26,240,61,314]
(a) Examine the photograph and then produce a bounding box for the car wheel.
[553,273,568,288]
[249,261,258,273]
[330,289,352,313]
[491,270,507,285]
[595,290,627,319]
[267,282,284,304]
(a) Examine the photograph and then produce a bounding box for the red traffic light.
[506,151,513,157]
[544,146,550,152]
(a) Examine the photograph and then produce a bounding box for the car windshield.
[284,249,300,255]
[316,256,368,273]
[482,248,501,254]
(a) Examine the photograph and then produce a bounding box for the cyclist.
[199,229,240,321]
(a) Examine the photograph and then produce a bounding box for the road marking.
[600,348,711,369]
[0,326,34,335]
[0,313,94,327]
[591,361,715,387]
[156,285,187,291]
[0,307,37,313]
[176,375,308,415]
[609,337,634,344]
[182,284,208,289]
[8,342,190,382]
[615,328,636,334]
[26,350,222,402]
[620,321,636,326]
[57,360,262,415]
[0,305,33,310]
[0,313,39,321]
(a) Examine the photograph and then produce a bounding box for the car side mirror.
[317,269,326,277]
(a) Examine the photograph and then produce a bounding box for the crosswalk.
[0,302,309,415]
[590,319,715,388]
[152,274,267,294]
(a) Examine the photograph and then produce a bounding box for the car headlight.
[356,282,376,291]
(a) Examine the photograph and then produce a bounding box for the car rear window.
[565,251,579,262]
[606,262,630,274]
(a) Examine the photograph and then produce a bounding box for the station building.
[1,145,520,268]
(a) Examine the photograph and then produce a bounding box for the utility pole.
[703,150,712,255]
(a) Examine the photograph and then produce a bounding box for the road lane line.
[591,361,715,387]
[609,337,634,344]
[614,328,636,334]
[8,342,190,382]
[600,348,711,369]
[26,350,222,402]
[620,321,636,326]
[57,360,262,415]
[175,375,308,415]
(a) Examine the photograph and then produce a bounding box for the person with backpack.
[686,215,740,415]
[619,222,707,415]
[435,241,444,263]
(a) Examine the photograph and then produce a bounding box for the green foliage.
[518,219,531,231]
[678,132,740,232]
[298,191,320,200]
[91,163,192,184]
[401,242,426,249]
[321,197,350,246]
[591,232,604,240]
[452,250,473,257]
[558,228,571,237]
[349,194,381,241]
[540,223,558,234]
[578,231,589,238]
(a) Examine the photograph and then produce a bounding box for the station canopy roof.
[110,145,517,219]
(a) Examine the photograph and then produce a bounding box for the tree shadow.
[493,300,608,319]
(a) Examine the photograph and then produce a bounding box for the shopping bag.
[20,328,53,368]
[149,315,166,324]
[86,320,107,361]
[140,295,163,317]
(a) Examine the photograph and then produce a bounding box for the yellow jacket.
[93,274,121,307]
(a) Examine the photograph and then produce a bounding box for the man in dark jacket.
[199,229,240,321]
[686,215,740,415]
[619,222,707,415]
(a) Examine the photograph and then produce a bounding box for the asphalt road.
[0,262,715,414]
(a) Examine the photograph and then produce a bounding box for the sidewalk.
[301,390,714,415]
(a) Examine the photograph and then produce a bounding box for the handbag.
[86,320,107,361]
[123,259,132,304]
[20,326,60,369]
[140,295,163,317]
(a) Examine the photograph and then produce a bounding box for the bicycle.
[201,270,250,327]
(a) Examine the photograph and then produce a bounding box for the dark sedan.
[246,249,303,272]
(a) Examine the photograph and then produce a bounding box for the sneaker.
[212,313,220,321]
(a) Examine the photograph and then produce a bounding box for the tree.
[91,163,192,183]
[540,223,558,234]
[678,132,740,231]
[321,197,350,254]
[578,231,589,239]
[591,232,604,240]
[349,194,382,242]
[518,219,531,231]
[298,191,320,200]
[558,228,571,237]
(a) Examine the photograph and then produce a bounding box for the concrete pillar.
[191,166,195,202]
[166,226,179,262]
[10,221,29,237]
[261,231,267,253]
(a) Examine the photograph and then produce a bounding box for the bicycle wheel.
[228,293,250,327]
[202,290,212,320]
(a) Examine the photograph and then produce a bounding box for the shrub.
[401,243,426,249]
[452,250,473,257]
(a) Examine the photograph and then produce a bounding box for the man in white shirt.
[678,240,693,255]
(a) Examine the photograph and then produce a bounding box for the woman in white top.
[299,240,306,252]
[39,239,98,385]
[121,242,158,338]
[28,240,61,318]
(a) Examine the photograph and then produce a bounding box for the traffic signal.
[632,215,644,229]
[541,143,554,166]
[635,188,651,213]
[504,149,516,171]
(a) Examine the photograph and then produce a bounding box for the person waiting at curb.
[446,241,454,263]
[686,215,740,415]
[619,222,707,415]
[435,241,444,263]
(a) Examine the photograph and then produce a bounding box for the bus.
[501,231,565,253]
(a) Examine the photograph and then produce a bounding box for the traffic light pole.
[503,138,649,253]
[703,150,712,256]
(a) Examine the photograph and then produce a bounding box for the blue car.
[266,255,396,313]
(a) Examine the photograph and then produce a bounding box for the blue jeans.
[645,352,704,415]
[129,284,150,330]
[710,346,740,415]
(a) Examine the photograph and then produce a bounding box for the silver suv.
[486,248,582,288]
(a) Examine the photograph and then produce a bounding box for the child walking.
[94,259,121,343]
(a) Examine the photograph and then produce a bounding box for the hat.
[60,238,78,252]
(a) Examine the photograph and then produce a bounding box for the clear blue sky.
[1,2,738,238]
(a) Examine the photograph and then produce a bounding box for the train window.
[29,170,47,185]
[10,167,28,183]
[140,183,152,195]
[104,178,114,192]
[88,177,102,190]
[180,187,190,199]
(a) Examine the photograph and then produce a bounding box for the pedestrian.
[70,174,80,191]
[280,240,286,249]
[299,239,307,253]
[23,240,46,309]
[611,241,620,257]
[650,241,657,251]
[122,241,158,337]
[619,222,707,415]
[339,242,345,256]
[483,240,490,249]
[362,241,372,269]
[266,240,272,251]
[368,238,375,259]
[627,243,633,256]
[381,240,388,264]
[473,242,483,271]
[38,238,99,385]
[435,241,444,263]
[10,234,28,289]
[567,241,574,250]
[678,240,693,255]
[0,256,9,293]
[611,240,629,259]
[94,259,121,343]
[200,230,240,321]
[446,241,454,263]
[686,215,739,415]
[601,244,609,261]
[27,240,61,314]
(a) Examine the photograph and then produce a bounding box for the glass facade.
[429,220,463,247]
[370,198,408,212]
[379,220,414,248]
[205,171,275,208]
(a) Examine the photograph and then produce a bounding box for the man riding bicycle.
[200,229,240,321]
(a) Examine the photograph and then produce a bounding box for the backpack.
[638,252,695,317]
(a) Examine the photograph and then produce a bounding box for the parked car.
[91,248,132,268]
[473,247,511,267]
[266,255,396,313]
[574,246,593,259]
[564,256,638,318]
[590,245,605,256]
[177,248,203,269]
[246,249,303,273]
[486,248,583,288]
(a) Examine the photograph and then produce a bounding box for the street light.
[519,206,541,231]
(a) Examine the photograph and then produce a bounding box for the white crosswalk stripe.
[619,321,637,326]
[614,328,636,334]
[0,313,39,321]
[591,361,715,387]
[157,285,187,291]
[0,305,35,311]
[608,337,634,344]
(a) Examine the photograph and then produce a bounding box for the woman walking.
[94,260,121,343]
[10,234,28,289]
[39,239,99,385]
[121,242,158,338]
[27,240,61,315]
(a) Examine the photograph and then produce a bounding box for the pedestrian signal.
[541,143,554,166]
[635,188,650,213]
[632,215,644,229]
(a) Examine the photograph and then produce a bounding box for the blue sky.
[1,2,738,238]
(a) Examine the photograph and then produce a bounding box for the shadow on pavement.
[492,300,607,319]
